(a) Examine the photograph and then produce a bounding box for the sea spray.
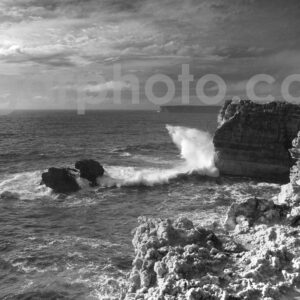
[0,126,219,195]
[166,125,219,177]
[98,125,219,187]
[0,126,220,195]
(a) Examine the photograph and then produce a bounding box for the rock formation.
[125,215,300,300]
[224,197,289,232]
[41,167,80,193]
[214,100,300,182]
[75,159,105,186]
[124,100,300,299]
[41,159,105,193]
[278,133,300,227]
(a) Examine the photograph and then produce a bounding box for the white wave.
[166,125,219,177]
[97,125,219,187]
[0,171,53,200]
[0,126,219,194]
[119,152,131,157]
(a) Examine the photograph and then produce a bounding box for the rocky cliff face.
[126,212,300,300]
[125,101,300,300]
[214,100,300,182]
[278,133,300,227]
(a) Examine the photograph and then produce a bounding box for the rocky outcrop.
[124,101,300,300]
[126,216,300,300]
[214,100,300,182]
[41,167,80,193]
[41,159,105,193]
[278,133,300,227]
[75,159,105,186]
[224,197,289,232]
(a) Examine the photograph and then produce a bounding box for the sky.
[1,0,300,110]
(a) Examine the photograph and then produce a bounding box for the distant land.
[159,105,221,113]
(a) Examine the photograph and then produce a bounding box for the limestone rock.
[224,197,289,231]
[126,216,300,300]
[214,100,300,182]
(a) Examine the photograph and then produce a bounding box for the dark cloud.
[3,50,79,68]
[1,0,300,108]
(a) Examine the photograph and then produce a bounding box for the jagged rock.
[41,167,80,193]
[126,217,300,300]
[127,217,229,299]
[278,183,300,206]
[278,133,300,226]
[224,197,289,231]
[75,159,104,186]
[214,100,300,182]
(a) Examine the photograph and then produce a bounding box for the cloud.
[2,0,299,71]
[1,0,300,108]
[83,81,131,94]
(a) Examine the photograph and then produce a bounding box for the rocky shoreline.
[38,100,300,299]
[125,189,300,300]
[125,100,300,300]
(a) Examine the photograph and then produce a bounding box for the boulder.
[41,167,80,193]
[214,100,300,182]
[75,159,104,186]
[224,197,289,231]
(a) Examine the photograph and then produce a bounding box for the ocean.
[0,111,281,299]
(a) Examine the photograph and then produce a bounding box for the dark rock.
[41,167,80,193]
[288,215,300,227]
[214,100,300,182]
[75,159,104,186]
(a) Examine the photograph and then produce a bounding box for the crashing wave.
[97,125,219,187]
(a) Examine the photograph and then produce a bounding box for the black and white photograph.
[1,0,300,299]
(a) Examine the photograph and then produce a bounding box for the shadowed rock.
[75,159,104,186]
[41,167,80,193]
[214,100,300,182]
[224,197,289,231]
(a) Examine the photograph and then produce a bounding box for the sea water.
[0,110,280,299]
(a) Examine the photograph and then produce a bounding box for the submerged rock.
[41,167,80,193]
[214,100,300,182]
[75,159,105,186]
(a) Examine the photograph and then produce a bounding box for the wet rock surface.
[214,100,300,182]
[41,167,80,193]
[41,159,105,193]
[75,159,105,186]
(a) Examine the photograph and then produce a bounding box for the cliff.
[125,101,300,299]
[213,100,300,182]
[124,100,300,300]
[278,133,300,227]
